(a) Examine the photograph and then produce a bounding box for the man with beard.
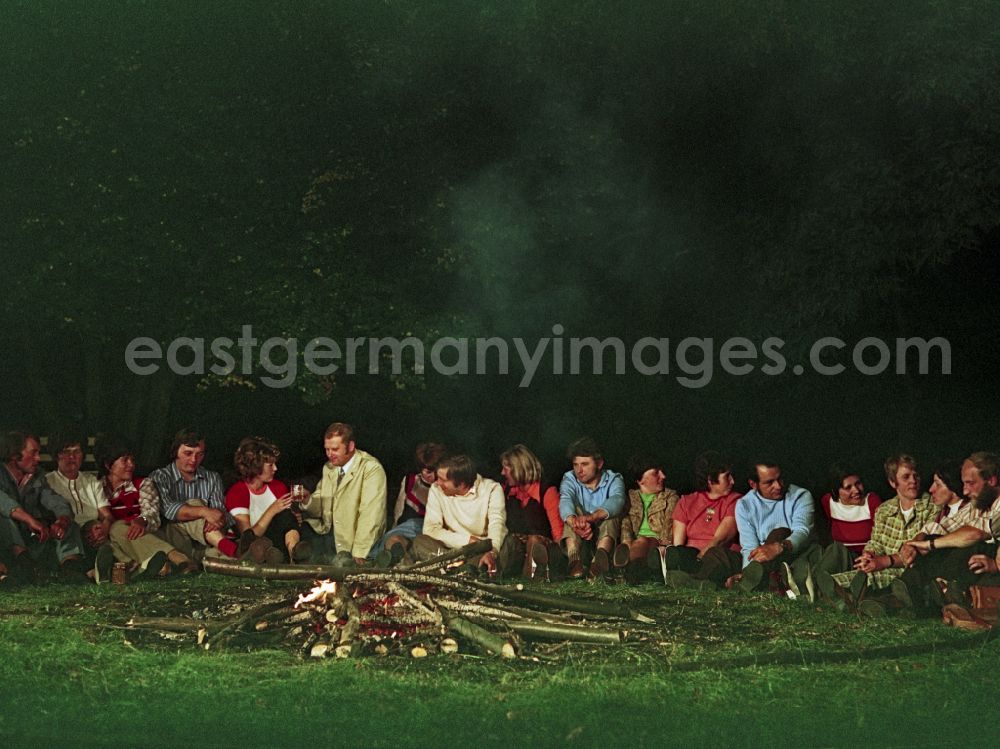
[895,451,1000,611]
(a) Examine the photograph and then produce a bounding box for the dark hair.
[748,459,781,483]
[414,442,446,472]
[2,431,36,464]
[694,451,732,491]
[931,459,964,498]
[566,437,602,462]
[94,434,133,478]
[233,436,281,480]
[49,430,85,458]
[439,454,476,489]
[827,465,862,499]
[626,455,664,487]
[170,428,207,459]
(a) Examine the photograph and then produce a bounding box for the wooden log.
[125,617,221,632]
[441,610,516,659]
[210,598,298,649]
[203,557,348,581]
[433,598,525,621]
[503,620,623,644]
[485,587,653,622]
[386,583,443,624]
[397,539,493,572]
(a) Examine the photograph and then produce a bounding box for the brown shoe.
[529,540,550,580]
[241,537,275,563]
[942,603,992,630]
[174,559,201,575]
[567,559,585,579]
[588,548,610,580]
[612,543,630,569]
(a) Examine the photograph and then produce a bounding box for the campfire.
[122,540,657,659]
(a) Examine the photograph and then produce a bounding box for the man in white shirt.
[45,433,113,558]
[411,454,506,574]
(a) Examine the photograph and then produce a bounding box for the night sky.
[3,1,999,496]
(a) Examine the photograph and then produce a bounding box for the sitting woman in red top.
[225,436,312,564]
[496,444,562,579]
[97,434,199,580]
[819,467,882,557]
[663,451,742,588]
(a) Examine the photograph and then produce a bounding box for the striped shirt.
[148,462,229,525]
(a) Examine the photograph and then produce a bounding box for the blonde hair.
[499,444,543,486]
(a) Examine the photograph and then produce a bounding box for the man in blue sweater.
[734,460,817,595]
[559,437,626,579]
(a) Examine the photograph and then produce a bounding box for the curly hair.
[233,436,281,480]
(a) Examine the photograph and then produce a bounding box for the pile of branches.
[122,540,656,659]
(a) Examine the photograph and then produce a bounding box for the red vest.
[107,477,146,522]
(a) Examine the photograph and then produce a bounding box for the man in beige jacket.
[301,422,387,566]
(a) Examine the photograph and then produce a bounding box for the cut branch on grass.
[440,609,516,659]
[503,620,623,644]
[210,598,298,650]
[124,617,220,632]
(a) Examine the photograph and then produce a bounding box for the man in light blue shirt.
[558,437,626,579]
[734,460,817,594]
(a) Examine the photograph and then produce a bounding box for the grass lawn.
[0,574,995,748]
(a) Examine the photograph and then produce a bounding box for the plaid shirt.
[919,499,972,537]
[148,462,229,526]
[833,494,936,590]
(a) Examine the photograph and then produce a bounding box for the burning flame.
[295,579,338,608]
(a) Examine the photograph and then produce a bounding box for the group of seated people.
[2,424,998,625]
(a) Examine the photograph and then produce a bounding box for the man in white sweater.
[411,454,507,573]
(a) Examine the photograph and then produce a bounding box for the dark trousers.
[262,509,303,561]
[899,541,992,607]
[666,545,742,586]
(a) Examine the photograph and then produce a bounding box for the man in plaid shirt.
[829,454,934,594]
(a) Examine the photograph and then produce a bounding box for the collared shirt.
[46,470,106,526]
[340,453,357,476]
[558,469,626,520]
[919,499,970,537]
[148,462,228,524]
[961,495,1000,537]
[834,494,936,590]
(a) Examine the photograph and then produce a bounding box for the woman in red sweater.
[819,467,882,556]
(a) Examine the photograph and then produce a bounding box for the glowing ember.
[295,579,338,608]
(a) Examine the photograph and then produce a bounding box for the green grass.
[0,576,995,748]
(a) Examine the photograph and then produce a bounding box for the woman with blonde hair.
[497,444,562,579]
